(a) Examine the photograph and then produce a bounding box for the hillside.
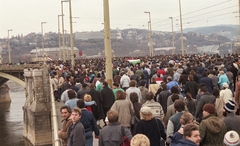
[183,25,238,40]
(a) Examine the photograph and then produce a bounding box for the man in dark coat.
[223,100,240,135]
[89,84,105,121]
[77,83,90,99]
[100,81,115,120]
[185,75,198,99]
[67,107,85,146]
[200,72,213,93]
[195,86,216,122]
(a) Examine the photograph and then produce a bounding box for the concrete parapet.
[23,65,52,145]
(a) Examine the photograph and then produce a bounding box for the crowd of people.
[50,53,240,146]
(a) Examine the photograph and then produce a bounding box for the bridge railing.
[50,80,61,146]
[0,64,38,71]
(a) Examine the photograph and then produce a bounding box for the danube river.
[0,81,31,146]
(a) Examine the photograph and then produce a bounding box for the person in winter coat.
[172,123,201,146]
[142,92,164,121]
[138,80,148,104]
[58,106,72,146]
[135,106,166,146]
[148,77,160,95]
[218,71,230,89]
[195,86,216,122]
[67,107,86,146]
[199,104,227,146]
[99,110,132,146]
[170,112,194,145]
[111,90,134,128]
[185,75,198,99]
[130,92,142,135]
[77,99,99,146]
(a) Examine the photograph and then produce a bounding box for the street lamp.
[41,22,47,61]
[61,0,68,62]
[8,29,13,63]
[58,14,63,60]
[64,30,70,60]
[179,0,184,56]
[103,0,113,87]
[68,0,75,69]
[144,11,153,57]
[169,17,175,55]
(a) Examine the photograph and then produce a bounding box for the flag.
[47,57,52,61]
[79,51,82,56]
[127,59,141,65]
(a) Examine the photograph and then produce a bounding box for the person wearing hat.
[224,130,240,146]
[220,82,233,105]
[223,100,240,136]
[199,103,227,146]
[135,106,166,146]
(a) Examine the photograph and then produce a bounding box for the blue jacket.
[200,77,213,93]
[218,74,230,88]
[171,138,198,146]
[80,109,99,138]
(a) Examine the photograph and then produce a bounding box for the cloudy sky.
[0,0,238,38]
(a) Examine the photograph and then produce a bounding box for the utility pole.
[61,1,67,62]
[69,0,75,69]
[103,0,113,87]
[179,0,184,56]
[144,11,153,57]
[169,17,175,54]
[58,15,62,60]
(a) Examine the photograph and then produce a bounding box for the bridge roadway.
[0,64,43,86]
[55,101,103,145]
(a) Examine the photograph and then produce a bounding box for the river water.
[0,81,32,146]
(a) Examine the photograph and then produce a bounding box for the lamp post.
[41,22,47,61]
[61,0,68,62]
[144,11,153,57]
[58,14,63,60]
[68,0,75,69]
[64,30,69,60]
[103,0,113,87]
[8,29,13,63]
[179,0,184,56]
[169,17,175,54]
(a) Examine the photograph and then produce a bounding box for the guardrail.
[50,79,61,146]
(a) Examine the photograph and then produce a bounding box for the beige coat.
[215,97,224,118]
[148,83,160,95]
[111,99,134,127]
[58,117,72,146]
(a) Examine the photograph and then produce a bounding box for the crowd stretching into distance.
[48,53,240,146]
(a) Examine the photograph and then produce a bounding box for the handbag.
[155,119,166,146]
[120,126,130,146]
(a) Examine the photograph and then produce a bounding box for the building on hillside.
[29,47,80,61]
[197,45,219,54]
[154,47,174,55]
[74,29,122,40]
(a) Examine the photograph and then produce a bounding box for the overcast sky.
[0,0,238,38]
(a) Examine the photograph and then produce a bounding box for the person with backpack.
[99,110,132,146]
